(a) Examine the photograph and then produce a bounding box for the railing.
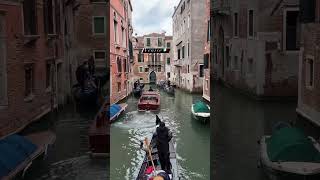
[148,61,162,66]
[212,0,231,15]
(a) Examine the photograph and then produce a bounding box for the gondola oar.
[144,137,157,177]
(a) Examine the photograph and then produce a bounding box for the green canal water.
[110,86,210,180]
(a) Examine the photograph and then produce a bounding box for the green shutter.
[94,17,105,34]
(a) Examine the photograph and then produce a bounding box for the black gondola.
[133,84,145,98]
[137,135,179,180]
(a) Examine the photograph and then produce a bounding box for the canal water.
[211,84,298,180]
[110,85,210,180]
[22,105,108,180]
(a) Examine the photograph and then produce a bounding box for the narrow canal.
[21,105,108,180]
[110,85,210,180]
[211,84,298,180]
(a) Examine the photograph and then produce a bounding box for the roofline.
[172,0,184,18]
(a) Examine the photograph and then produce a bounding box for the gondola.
[164,85,175,96]
[136,135,179,180]
[133,84,145,98]
[72,81,98,105]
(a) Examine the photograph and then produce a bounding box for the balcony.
[148,61,162,66]
[212,0,231,16]
[173,59,182,66]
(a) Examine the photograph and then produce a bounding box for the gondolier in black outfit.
[154,121,173,173]
[76,61,89,90]
[88,56,95,76]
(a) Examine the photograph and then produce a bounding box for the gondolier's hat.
[156,115,161,125]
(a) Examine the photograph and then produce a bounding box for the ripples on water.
[111,89,210,180]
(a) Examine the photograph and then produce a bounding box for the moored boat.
[88,100,110,157]
[133,84,145,98]
[164,85,175,96]
[258,127,320,180]
[0,131,56,179]
[138,90,160,112]
[108,103,128,123]
[136,135,179,180]
[191,101,210,123]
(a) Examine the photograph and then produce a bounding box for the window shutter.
[300,0,315,23]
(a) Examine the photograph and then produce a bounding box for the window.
[93,17,105,34]
[167,42,171,48]
[138,50,143,62]
[178,49,181,59]
[94,51,106,68]
[167,72,170,78]
[167,58,170,65]
[234,13,238,37]
[188,42,190,57]
[122,26,126,47]
[158,67,161,72]
[114,20,118,42]
[234,56,238,70]
[306,57,314,88]
[158,38,162,47]
[188,14,190,28]
[117,82,121,92]
[285,10,299,50]
[43,0,55,34]
[140,78,143,81]
[117,57,122,73]
[226,46,230,67]
[182,46,185,59]
[206,79,209,90]
[46,63,51,88]
[23,0,37,35]
[25,65,34,97]
[199,64,204,77]
[247,58,253,74]
[187,65,190,73]
[139,66,143,72]
[204,54,209,69]
[207,19,210,42]
[145,67,149,72]
[0,14,7,105]
[248,10,254,37]
[147,38,151,46]
[124,59,127,73]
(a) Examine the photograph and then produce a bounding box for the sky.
[131,0,180,36]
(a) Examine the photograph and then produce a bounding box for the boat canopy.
[107,104,122,119]
[0,134,37,178]
[266,127,320,162]
[193,101,210,113]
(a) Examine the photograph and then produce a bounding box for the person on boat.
[76,61,89,89]
[88,56,95,76]
[154,122,173,173]
[134,81,138,89]
[149,87,154,91]
[167,80,171,87]
[156,115,161,126]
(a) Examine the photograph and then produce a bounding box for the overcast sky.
[131,0,180,36]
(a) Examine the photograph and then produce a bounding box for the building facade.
[110,0,130,104]
[212,0,300,98]
[203,0,211,102]
[132,33,170,84]
[0,0,66,137]
[172,0,206,92]
[164,37,173,81]
[297,0,320,126]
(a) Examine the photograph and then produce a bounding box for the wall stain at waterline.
[111,88,210,180]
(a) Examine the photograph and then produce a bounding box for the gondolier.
[154,122,173,173]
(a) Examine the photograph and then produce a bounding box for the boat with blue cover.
[258,127,320,180]
[108,103,128,123]
[191,101,210,123]
[0,131,55,179]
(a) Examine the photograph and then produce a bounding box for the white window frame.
[305,55,315,90]
[247,9,254,39]
[283,7,300,53]
[93,50,106,69]
[139,66,143,73]
[92,16,106,35]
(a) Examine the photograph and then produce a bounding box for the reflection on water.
[23,104,108,180]
[111,87,210,180]
[212,84,297,180]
